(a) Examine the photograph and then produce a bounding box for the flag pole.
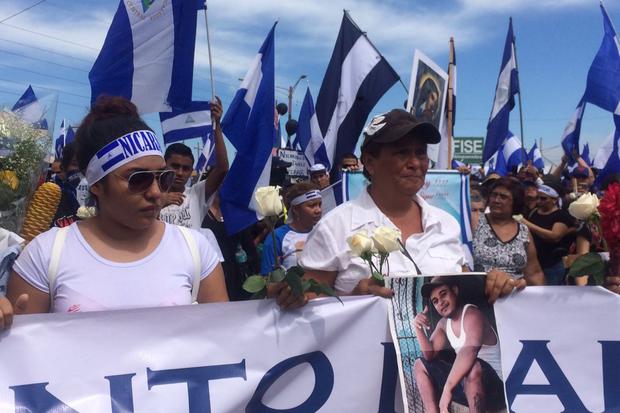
[511,17,526,152]
[447,38,455,167]
[203,2,216,102]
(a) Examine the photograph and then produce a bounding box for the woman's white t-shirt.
[13,222,219,313]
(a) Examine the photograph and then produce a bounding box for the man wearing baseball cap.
[298,109,517,303]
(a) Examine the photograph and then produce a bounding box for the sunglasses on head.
[123,170,176,193]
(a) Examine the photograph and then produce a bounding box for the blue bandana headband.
[86,130,164,187]
[538,184,559,198]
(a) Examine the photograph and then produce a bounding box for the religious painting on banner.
[387,274,508,413]
[406,50,448,133]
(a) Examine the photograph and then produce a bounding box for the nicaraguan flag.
[219,23,276,235]
[315,12,399,177]
[296,87,330,168]
[594,130,615,169]
[595,114,620,186]
[528,142,545,170]
[12,85,48,129]
[581,143,592,166]
[503,132,525,171]
[561,98,586,157]
[159,101,211,144]
[584,4,620,115]
[483,18,520,163]
[89,0,200,114]
[484,144,508,176]
[435,44,456,169]
[195,130,215,173]
[451,159,465,169]
[55,122,75,159]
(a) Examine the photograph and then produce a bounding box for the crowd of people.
[0,96,618,412]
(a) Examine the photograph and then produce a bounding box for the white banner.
[0,297,401,413]
[495,286,620,413]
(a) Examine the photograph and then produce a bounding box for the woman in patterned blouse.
[473,177,545,286]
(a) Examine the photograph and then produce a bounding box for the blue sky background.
[0,0,618,167]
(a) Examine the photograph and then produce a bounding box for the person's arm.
[439,309,485,412]
[6,271,49,314]
[521,219,570,242]
[414,307,449,360]
[203,97,229,202]
[576,156,595,186]
[161,192,185,208]
[523,233,545,285]
[551,154,569,178]
[573,235,591,286]
[196,263,229,303]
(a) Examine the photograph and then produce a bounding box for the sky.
[0,0,618,167]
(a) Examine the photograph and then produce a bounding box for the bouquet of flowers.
[568,188,620,283]
[347,227,403,285]
[242,186,340,302]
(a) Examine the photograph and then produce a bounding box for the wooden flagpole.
[447,38,456,167]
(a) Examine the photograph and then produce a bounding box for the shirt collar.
[350,186,442,232]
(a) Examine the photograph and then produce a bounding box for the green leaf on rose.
[306,279,343,304]
[372,271,385,282]
[270,267,286,283]
[243,275,267,293]
[287,265,305,278]
[286,268,304,296]
[567,252,606,286]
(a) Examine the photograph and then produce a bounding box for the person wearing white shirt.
[298,109,517,301]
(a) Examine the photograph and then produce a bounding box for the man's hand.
[439,389,452,413]
[605,276,620,295]
[485,269,517,304]
[267,282,309,310]
[211,96,223,124]
[352,277,393,298]
[0,294,29,330]
[163,192,185,207]
[414,305,430,331]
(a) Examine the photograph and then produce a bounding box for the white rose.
[372,226,402,254]
[254,186,283,217]
[347,231,374,257]
[568,192,600,220]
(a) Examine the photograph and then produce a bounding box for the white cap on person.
[309,163,327,174]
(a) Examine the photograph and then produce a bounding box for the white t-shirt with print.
[299,188,466,294]
[13,222,219,313]
[159,179,209,229]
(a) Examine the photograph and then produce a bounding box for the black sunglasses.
[122,170,176,193]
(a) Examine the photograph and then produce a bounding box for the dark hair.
[490,177,525,214]
[283,181,319,210]
[75,96,152,174]
[360,141,383,181]
[341,152,358,161]
[60,141,77,172]
[164,142,194,163]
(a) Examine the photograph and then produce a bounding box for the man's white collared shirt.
[299,188,466,294]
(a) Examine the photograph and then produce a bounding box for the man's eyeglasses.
[121,170,176,193]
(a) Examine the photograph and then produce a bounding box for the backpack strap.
[47,226,70,310]
[177,226,201,303]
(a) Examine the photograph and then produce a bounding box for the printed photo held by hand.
[387,273,508,413]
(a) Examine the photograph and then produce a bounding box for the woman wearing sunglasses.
[2,96,228,317]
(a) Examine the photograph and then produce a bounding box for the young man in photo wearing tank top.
[413,277,505,413]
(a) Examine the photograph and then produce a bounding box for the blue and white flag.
[54,121,75,159]
[594,130,615,169]
[484,143,508,176]
[195,130,215,173]
[315,12,399,177]
[527,142,545,170]
[503,132,525,171]
[159,101,211,145]
[12,85,48,129]
[89,0,200,114]
[582,143,592,166]
[595,114,620,186]
[451,159,465,169]
[483,18,520,163]
[219,23,276,235]
[296,87,330,168]
[560,98,586,157]
[585,4,620,115]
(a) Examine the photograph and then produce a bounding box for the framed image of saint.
[406,50,448,134]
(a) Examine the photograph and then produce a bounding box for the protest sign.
[0,296,401,413]
[495,286,620,413]
[278,148,309,182]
